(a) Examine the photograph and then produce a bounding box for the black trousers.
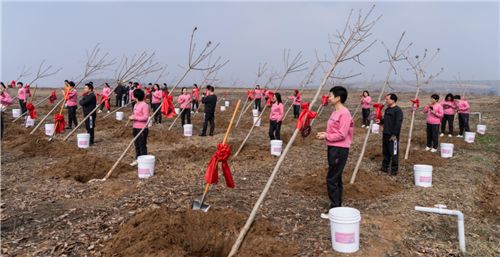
[202,112,215,135]
[131,101,136,110]
[382,134,399,172]
[255,99,261,112]
[458,113,470,136]
[100,101,110,111]
[181,108,191,126]
[116,95,123,107]
[152,103,162,123]
[441,114,454,134]
[85,113,96,144]
[269,119,282,140]
[19,99,27,117]
[67,106,78,127]
[327,146,349,209]
[362,108,370,126]
[192,101,199,110]
[426,123,440,149]
[133,128,148,158]
[293,104,300,118]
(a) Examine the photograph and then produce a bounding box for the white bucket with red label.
[371,123,380,134]
[137,155,155,179]
[414,164,433,187]
[225,101,229,107]
[440,143,453,158]
[465,132,475,143]
[329,207,361,253]
[253,117,261,127]
[477,125,486,134]
[270,140,282,156]
[221,106,226,112]
[252,109,258,116]
[183,124,193,137]
[77,133,90,148]
[116,112,124,120]
[45,124,55,136]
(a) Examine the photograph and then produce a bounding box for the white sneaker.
[448,134,452,138]
[456,135,463,138]
[361,125,365,128]
[107,110,110,114]
[440,133,444,137]
[431,148,438,153]
[191,111,194,114]
[98,110,102,114]
[367,126,370,129]
[130,160,138,166]
[425,147,431,151]
[321,211,329,219]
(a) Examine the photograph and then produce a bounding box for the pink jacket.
[269,102,284,122]
[1,92,13,106]
[440,100,456,115]
[264,90,272,98]
[129,89,134,101]
[457,100,470,114]
[254,89,263,99]
[18,87,26,101]
[178,94,191,109]
[66,90,78,107]
[152,90,163,104]
[325,107,354,148]
[361,96,371,109]
[287,95,302,105]
[132,101,150,129]
[100,87,111,97]
[423,104,444,124]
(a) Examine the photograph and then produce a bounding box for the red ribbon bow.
[99,95,110,109]
[246,90,255,100]
[296,102,317,130]
[25,85,31,97]
[49,91,57,103]
[204,143,234,188]
[266,91,275,106]
[10,81,15,88]
[322,95,329,106]
[373,103,385,124]
[138,84,142,89]
[54,113,67,133]
[161,92,176,118]
[223,93,226,98]
[26,103,37,119]
[411,99,420,114]
[192,88,200,102]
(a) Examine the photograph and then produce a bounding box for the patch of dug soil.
[234,121,254,129]
[411,134,473,149]
[38,155,134,183]
[289,167,402,200]
[364,143,450,167]
[101,207,298,257]
[112,127,184,144]
[100,117,126,130]
[230,141,274,161]
[476,170,500,222]
[172,145,216,161]
[281,132,315,147]
[193,115,230,128]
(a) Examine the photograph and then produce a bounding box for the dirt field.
[1,87,499,256]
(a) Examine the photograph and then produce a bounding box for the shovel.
[192,99,241,212]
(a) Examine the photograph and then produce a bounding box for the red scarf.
[373,103,385,125]
[160,92,175,118]
[204,143,234,188]
[296,102,317,130]
[322,95,329,106]
[411,99,419,114]
[266,91,274,106]
[192,88,200,101]
[99,94,110,109]
[246,90,255,100]
[49,91,57,103]
[26,103,37,119]
[54,114,66,133]
[25,85,31,97]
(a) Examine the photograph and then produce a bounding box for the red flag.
[26,103,37,119]
[49,91,57,103]
[25,85,31,97]
[266,91,274,106]
[54,114,66,133]
[410,99,419,114]
[204,143,234,188]
[296,102,317,130]
[99,95,110,109]
[373,103,385,125]
[160,92,176,118]
[246,90,254,100]
[322,95,329,106]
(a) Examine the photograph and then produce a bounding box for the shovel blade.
[191,201,210,212]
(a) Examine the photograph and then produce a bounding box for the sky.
[1,1,499,88]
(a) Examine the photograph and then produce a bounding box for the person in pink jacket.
[151,84,163,124]
[268,93,284,140]
[1,82,14,139]
[287,89,302,118]
[17,82,28,118]
[439,93,456,137]
[423,94,444,152]
[98,83,112,113]
[129,89,149,166]
[454,95,470,137]
[253,85,263,112]
[60,81,78,129]
[178,87,192,126]
[360,90,371,128]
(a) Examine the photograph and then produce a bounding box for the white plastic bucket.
[175,108,180,115]
[270,140,283,156]
[77,133,90,148]
[440,143,454,158]
[183,124,193,137]
[148,117,153,128]
[12,109,21,118]
[25,117,35,126]
[414,165,433,187]
[253,117,261,127]
[329,207,361,253]
[45,124,55,136]
[465,132,475,143]
[225,101,229,107]
[221,106,226,112]
[116,112,124,120]
[371,124,380,134]
[252,109,259,116]
[477,124,486,134]
[137,155,155,179]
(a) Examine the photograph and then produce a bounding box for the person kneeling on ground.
[79,83,97,145]
[199,85,217,137]
[316,86,354,219]
[129,89,149,166]
[375,94,403,175]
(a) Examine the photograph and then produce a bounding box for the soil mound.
[289,167,403,200]
[477,170,500,222]
[101,207,298,257]
[193,115,230,128]
[113,127,184,144]
[230,141,274,161]
[365,143,450,167]
[281,132,315,147]
[235,121,253,129]
[172,145,215,161]
[100,116,126,130]
[38,155,134,183]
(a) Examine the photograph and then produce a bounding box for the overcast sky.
[1,1,499,88]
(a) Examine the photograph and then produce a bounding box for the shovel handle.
[203,183,210,194]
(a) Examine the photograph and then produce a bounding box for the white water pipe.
[415,206,465,253]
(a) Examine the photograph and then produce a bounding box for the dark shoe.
[390,170,398,176]
[65,126,72,130]
[379,167,388,173]
[209,133,213,136]
[199,133,207,137]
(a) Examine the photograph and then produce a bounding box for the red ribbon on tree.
[25,85,31,97]
[411,99,420,114]
[54,114,67,133]
[10,81,15,88]
[296,102,317,130]
[223,93,226,98]
[204,143,234,188]
[192,88,200,102]
[373,103,385,125]
[49,91,57,103]
[99,95,110,109]
[266,91,275,106]
[246,90,255,100]
[161,92,176,118]
[26,103,37,119]
[138,84,143,89]
[322,95,329,106]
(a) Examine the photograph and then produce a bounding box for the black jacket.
[115,84,124,95]
[201,94,217,114]
[380,105,403,136]
[80,92,97,115]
